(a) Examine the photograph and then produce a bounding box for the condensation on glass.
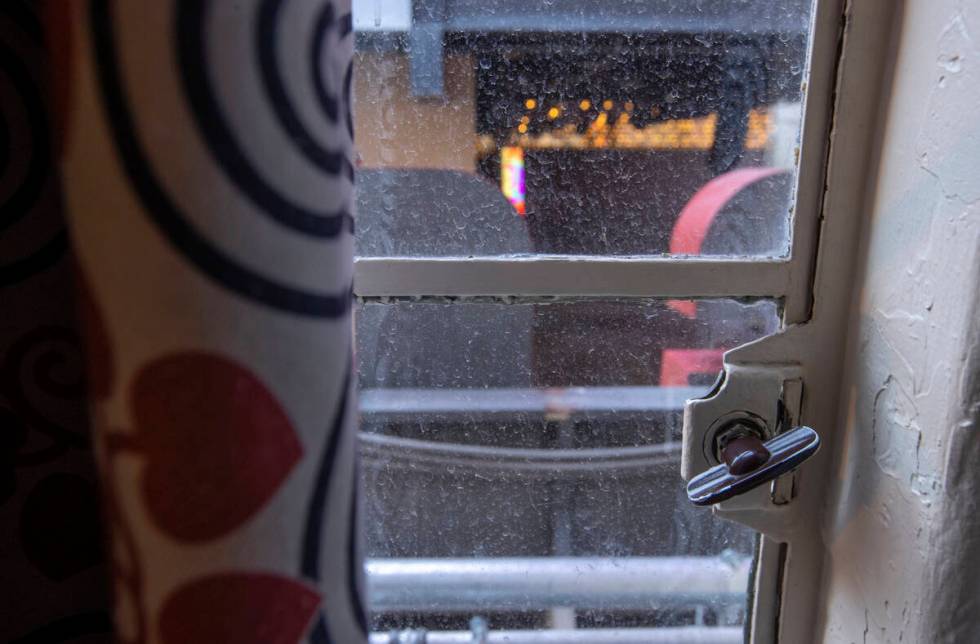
[353,0,813,258]
[352,0,816,639]
[357,299,779,633]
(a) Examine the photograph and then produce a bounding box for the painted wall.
[817,1,980,642]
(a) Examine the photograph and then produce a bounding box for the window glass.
[357,299,779,634]
[353,0,813,257]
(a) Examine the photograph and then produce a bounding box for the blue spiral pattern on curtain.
[88,0,354,317]
[302,358,369,640]
[311,4,354,140]
[177,0,355,235]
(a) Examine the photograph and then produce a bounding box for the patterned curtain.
[1,2,111,640]
[4,1,363,642]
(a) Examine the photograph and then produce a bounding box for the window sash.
[354,0,835,324]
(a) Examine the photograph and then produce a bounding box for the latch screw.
[715,420,771,475]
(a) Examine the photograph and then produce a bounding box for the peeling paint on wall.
[818,1,980,642]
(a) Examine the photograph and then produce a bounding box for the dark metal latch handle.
[686,426,820,506]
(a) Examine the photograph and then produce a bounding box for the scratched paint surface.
[819,2,980,641]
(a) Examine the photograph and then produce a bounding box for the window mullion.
[354,256,793,299]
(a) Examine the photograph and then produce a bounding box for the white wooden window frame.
[354,0,895,640]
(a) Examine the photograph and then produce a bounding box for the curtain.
[4,1,363,642]
[1,3,111,640]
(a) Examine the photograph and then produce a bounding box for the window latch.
[686,423,820,506]
[681,354,821,531]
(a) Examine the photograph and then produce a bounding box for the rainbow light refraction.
[500,146,526,215]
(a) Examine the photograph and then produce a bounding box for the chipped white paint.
[818,1,980,641]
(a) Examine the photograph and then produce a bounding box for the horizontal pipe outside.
[368,626,743,644]
[359,385,700,418]
[367,556,750,612]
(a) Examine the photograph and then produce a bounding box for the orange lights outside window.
[502,108,771,151]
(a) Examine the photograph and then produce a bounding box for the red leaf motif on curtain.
[159,572,320,644]
[126,352,302,542]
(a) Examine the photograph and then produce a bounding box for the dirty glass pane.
[353,0,813,257]
[357,299,779,638]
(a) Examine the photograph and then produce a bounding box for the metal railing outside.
[367,556,750,612]
[369,626,743,643]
